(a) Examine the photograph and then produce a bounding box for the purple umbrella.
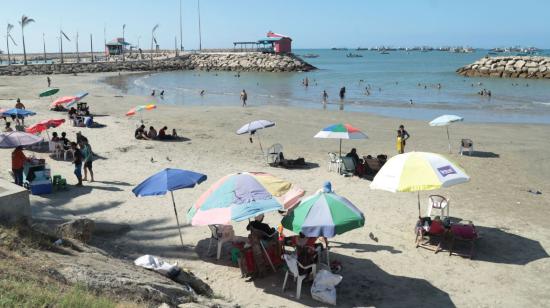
[0,131,43,148]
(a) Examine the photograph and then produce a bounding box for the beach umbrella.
[314,123,367,156]
[0,131,43,148]
[126,104,157,122]
[282,186,365,264]
[133,168,207,248]
[65,92,89,108]
[429,115,464,153]
[370,152,470,216]
[39,88,60,97]
[26,119,65,137]
[236,120,275,152]
[187,172,305,226]
[50,96,78,108]
[2,108,37,117]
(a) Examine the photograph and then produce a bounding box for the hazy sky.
[1,0,548,53]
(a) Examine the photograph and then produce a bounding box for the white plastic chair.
[460,139,474,156]
[427,195,450,219]
[48,141,64,159]
[207,224,234,260]
[282,253,317,300]
[327,152,342,173]
[266,143,284,164]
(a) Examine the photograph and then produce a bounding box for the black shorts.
[84,161,93,170]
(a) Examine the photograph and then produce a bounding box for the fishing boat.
[380,51,390,55]
[346,53,363,58]
[302,54,320,58]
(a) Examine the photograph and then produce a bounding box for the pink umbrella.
[26,119,65,138]
[50,96,77,108]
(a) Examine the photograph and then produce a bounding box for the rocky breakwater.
[0,52,316,76]
[457,56,550,79]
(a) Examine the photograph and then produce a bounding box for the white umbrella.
[370,152,470,216]
[0,131,44,148]
[236,120,275,152]
[429,115,464,153]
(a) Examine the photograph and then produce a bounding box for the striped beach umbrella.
[187,172,305,226]
[282,191,365,238]
[314,123,367,156]
[50,96,77,108]
[236,120,275,153]
[429,115,464,153]
[66,92,89,108]
[370,152,470,215]
[126,104,157,116]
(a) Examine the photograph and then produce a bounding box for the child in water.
[396,130,404,154]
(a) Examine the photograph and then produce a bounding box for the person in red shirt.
[12,146,27,186]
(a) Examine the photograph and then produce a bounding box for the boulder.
[514,60,526,69]
[56,219,95,243]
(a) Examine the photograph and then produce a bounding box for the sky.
[1,0,548,53]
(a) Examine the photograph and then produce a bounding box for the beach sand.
[1,73,549,307]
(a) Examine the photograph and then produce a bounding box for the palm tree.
[6,23,17,65]
[19,15,35,65]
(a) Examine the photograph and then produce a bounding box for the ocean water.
[112,49,550,124]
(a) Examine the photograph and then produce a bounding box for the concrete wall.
[0,179,32,225]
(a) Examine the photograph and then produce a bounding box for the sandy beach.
[1,72,549,307]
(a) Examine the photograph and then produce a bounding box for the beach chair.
[282,253,317,300]
[427,195,450,219]
[339,156,356,176]
[449,221,478,259]
[266,143,283,164]
[249,227,279,273]
[207,224,235,260]
[460,139,474,156]
[415,218,448,253]
[48,141,64,159]
[327,152,341,173]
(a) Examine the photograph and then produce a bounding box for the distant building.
[233,31,292,54]
[105,38,131,56]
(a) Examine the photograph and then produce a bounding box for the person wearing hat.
[12,146,28,186]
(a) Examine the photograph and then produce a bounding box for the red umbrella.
[26,119,65,135]
[50,96,77,108]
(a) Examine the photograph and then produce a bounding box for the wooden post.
[90,34,94,63]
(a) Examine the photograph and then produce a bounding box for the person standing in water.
[339,87,346,100]
[240,89,248,107]
[322,90,328,110]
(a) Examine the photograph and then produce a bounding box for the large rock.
[56,219,95,243]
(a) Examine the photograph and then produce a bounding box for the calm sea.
[111,49,550,124]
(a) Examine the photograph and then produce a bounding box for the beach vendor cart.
[23,157,52,195]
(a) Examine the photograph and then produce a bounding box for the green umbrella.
[282,190,365,265]
[39,88,60,98]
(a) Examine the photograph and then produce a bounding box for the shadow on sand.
[191,237,451,307]
[463,151,500,158]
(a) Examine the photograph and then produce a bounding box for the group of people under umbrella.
[131,145,469,292]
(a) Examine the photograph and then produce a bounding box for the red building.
[266,31,292,53]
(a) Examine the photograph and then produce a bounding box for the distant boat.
[331,47,349,51]
[356,47,369,51]
[302,54,319,58]
[346,53,363,58]
[380,51,390,55]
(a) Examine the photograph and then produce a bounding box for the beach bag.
[311,269,343,305]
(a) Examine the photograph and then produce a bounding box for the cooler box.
[30,180,53,195]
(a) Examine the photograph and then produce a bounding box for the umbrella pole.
[170,191,185,249]
[257,132,263,153]
[446,126,451,154]
[339,139,342,157]
[417,191,421,217]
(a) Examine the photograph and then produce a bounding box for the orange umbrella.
[51,96,77,108]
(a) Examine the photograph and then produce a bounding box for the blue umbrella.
[133,168,207,247]
[2,108,37,117]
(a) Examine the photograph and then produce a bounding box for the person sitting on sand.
[147,126,158,139]
[158,126,168,140]
[15,98,25,110]
[68,107,77,119]
[135,125,149,140]
[4,122,13,132]
[346,148,360,166]
[172,129,178,137]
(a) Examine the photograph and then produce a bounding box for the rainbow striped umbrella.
[50,96,77,108]
[187,172,305,226]
[314,123,367,156]
[126,104,157,116]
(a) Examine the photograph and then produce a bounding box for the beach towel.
[134,254,180,278]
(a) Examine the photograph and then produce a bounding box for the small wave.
[533,101,550,106]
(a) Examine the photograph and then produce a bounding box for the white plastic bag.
[134,255,177,276]
[311,269,343,305]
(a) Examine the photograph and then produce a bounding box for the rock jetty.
[0,52,316,76]
[457,56,550,79]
